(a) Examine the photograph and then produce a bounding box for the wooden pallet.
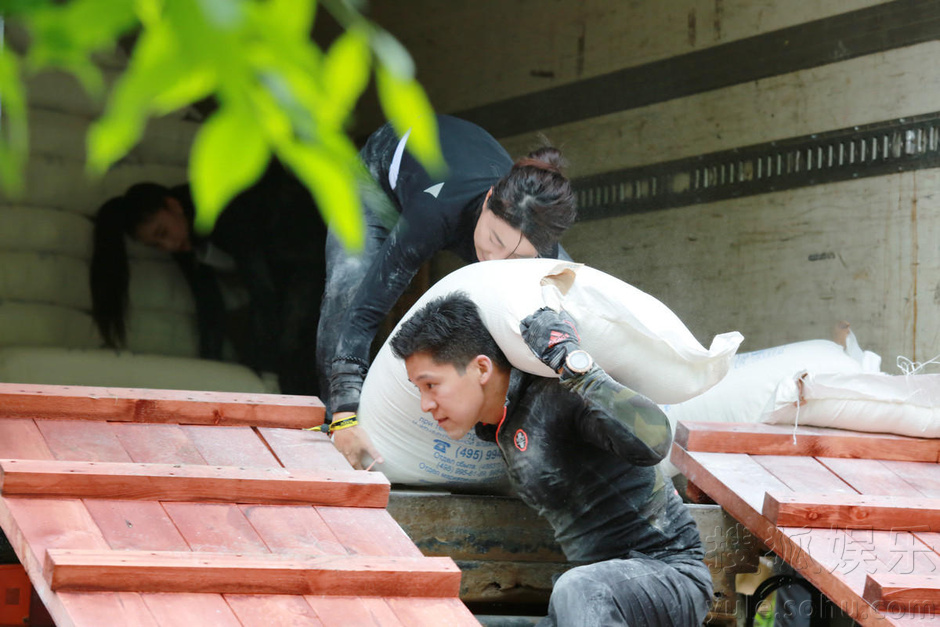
[0,383,477,626]
[672,421,940,626]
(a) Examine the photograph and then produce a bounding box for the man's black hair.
[390,292,511,372]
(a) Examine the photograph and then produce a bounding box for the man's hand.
[330,412,384,470]
[519,307,582,373]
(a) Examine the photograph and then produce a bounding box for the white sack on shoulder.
[761,372,940,439]
[421,259,742,404]
[358,258,743,486]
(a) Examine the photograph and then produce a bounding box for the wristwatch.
[563,349,594,376]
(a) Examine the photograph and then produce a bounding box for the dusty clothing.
[172,162,327,395]
[319,115,569,414]
[477,368,712,626]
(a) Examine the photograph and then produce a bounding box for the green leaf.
[375,65,444,177]
[278,140,364,252]
[196,0,244,29]
[87,19,217,172]
[263,0,316,40]
[370,29,414,79]
[190,103,270,234]
[0,48,28,195]
[321,26,370,124]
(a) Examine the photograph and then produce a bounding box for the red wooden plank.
[180,425,280,468]
[0,383,325,429]
[45,549,463,597]
[35,420,132,463]
[763,492,940,530]
[238,505,347,556]
[863,573,940,613]
[818,458,925,497]
[754,455,858,494]
[676,421,939,462]
[83,500,189,552]
[257,427,350,471]
[139,592,244,627]
[0,419,53,460]
[305,596,406,626]
[386,597,479,626]
[879,460,940,498]
[671,444,916,626]
[57,592,161,627]
[114,423,208,465]
[224,594,325,626]
[161,502,269,553]
[0,498,118,627]
[317,507,424,558]
[0,459,390,507]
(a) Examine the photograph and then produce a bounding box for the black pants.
[540,553,712,626]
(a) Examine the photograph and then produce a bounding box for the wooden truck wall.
[369,0,940,369]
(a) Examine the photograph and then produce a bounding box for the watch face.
[567,350,592,373]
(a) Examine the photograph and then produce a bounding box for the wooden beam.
[0,383,324,429]
[44,549,462,597]
[863,573,940,613]
[0,459,389,507]
[675,422,939,463]
[762,492,940,530]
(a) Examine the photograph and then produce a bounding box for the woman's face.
[135,198,192,253]
[473,190,539,262]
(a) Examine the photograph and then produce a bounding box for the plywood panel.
[238,505,347,556]
[0,419,53,459]
[317,507,424,558]
[180,425,281,467]
[83,500,189,552]
[114,423,208,465]
[162,502,269,554]
[305,596,405,626]
[224,594,325,626]
[36,420,133,463]
[57,591,161,627]
[258,427,349,471]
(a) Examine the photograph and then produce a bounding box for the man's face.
[404,351,486,440]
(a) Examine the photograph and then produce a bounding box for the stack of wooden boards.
[672,421,940,626]
[0,383,478,626]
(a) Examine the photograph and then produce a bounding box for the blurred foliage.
[0,0,443,250]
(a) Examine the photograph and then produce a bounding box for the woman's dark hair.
[90,182,172,348]
[488,146,577,256]
[390,292,510,372]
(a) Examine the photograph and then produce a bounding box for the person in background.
[319,114,578,468]
[390,292,712,626]
[90,161,326,396]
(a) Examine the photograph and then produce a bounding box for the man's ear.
[474,354,495,384]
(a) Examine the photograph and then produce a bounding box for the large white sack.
[658,338,882,477]
[359,258,743,486]
[761,372,940,439]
